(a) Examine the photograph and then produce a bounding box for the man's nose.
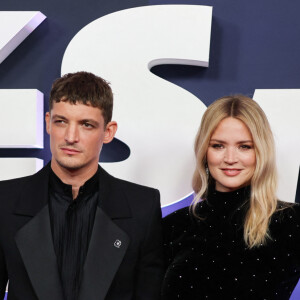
[64,124,79,144]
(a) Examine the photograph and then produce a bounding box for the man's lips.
[221,168,242,176]
[60,147,81,155]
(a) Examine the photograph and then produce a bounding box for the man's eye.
[54,120,66,124]
[83,123,93,128]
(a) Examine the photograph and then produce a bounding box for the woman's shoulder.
[163,206,192,228]
[271,201,300,227]
[270,202,300,251]
[162,206,197,240]
[275,201,300,216]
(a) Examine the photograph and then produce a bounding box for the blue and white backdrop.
[0,0,299,298]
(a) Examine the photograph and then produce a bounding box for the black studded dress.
[162,187,300,300]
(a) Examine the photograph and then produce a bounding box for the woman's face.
[206,117,256,192]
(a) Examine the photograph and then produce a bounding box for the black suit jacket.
[0,164,163,300]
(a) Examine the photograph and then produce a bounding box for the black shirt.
[48,168,99,300]
[162,187,300,300]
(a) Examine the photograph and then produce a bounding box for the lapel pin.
[114,239,122,248]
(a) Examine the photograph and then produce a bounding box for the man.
[0,72,163,300]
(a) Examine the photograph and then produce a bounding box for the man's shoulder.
[0,173,33,190]
[0,164,49,194]
[101,166,159,196]
[100,168,160,215]
[0,170,45,214]
[112,176,160,209]
[114,176,159,194]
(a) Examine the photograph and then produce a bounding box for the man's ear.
[45,112,51,134]
[103,121,118,144]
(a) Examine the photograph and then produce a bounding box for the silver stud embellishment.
[114,239,122,248]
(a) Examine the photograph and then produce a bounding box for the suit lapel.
[15,206,64,300]
[79,207,129,300]
[14,163,64,300]
[79,166,131,300]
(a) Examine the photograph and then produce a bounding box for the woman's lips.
[61,148,81,155]
[221,168,242,176]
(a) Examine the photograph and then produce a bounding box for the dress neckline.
[205,185,251,213]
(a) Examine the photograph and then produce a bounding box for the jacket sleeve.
[0,243,8,300]
[134,189,164,300]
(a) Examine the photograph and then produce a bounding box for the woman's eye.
[239,144,252,150]
[211,144,223,149]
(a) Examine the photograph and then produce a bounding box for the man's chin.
[56,158,86,171]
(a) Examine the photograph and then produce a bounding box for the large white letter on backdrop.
[254,90,300,203]
[0,11,46,64]
[0,11,46,180]
[0,89,44,180]
[0,89,44,148]
[62,5,213,206]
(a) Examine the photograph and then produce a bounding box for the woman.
[162,95,300,300]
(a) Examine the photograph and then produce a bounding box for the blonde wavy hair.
[192,95,278,248]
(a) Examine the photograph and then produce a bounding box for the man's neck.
[50,160,99,199]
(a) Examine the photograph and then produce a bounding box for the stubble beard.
[55,156,88,171]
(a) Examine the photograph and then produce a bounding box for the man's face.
[45,101,116,173]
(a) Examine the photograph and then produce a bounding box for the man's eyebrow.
[81,119,100,126]
[51,115,100,126]
[51,114,67,120]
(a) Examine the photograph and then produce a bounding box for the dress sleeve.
[162,207,191,269]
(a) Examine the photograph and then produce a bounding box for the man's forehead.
[54,98,94,106]
[51,100,102,111]
[50,100,104,120]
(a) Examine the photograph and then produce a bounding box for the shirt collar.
[49,167,100,199]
